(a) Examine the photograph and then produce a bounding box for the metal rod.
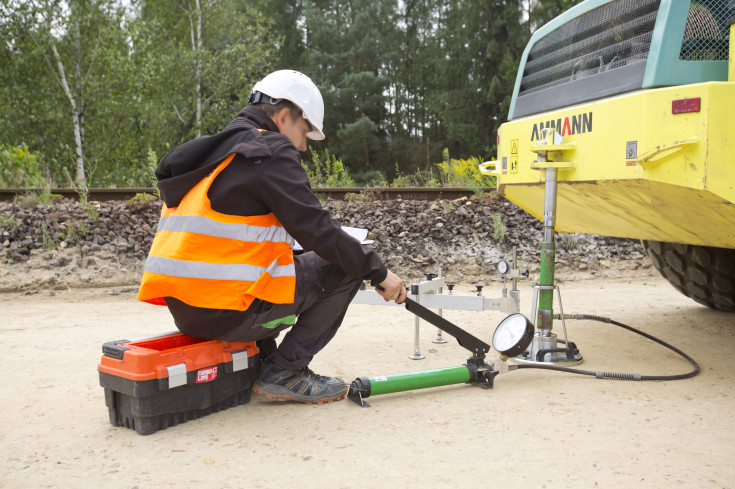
[433,267,447,344]
[538,130,558,335]
[555,285,570,348]
[512,246,518,292]
[409,278,425,360]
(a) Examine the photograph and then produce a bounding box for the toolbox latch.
[231,351,250,372]
[166,363,187,388]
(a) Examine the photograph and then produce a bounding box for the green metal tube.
[367,366,471,396]
[538,165,558,332]
[539,241,555,326]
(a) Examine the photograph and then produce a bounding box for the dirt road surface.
[2,271,734,488]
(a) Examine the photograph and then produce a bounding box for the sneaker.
[253,362,349,404]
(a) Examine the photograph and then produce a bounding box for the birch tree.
[136,0,277,143]
[1,0,134,187]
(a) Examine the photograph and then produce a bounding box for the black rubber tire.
[642,240,735,312]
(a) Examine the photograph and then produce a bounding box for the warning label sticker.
[626,141,637,159]
[510,139,519,174]
[196,366,218,383]
[510,139,519,155]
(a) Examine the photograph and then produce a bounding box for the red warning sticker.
[196,366,218,383]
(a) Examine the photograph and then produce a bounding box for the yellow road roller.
[486,0,735,311]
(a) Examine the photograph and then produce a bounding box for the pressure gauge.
[492,313,534,357]
[497,260,510,275]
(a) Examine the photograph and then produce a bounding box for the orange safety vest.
[137,152,296,311]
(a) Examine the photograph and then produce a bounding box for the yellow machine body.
[493,82,735,248]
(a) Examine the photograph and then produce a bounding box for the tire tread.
[643,240,735,312]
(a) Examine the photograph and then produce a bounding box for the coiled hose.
[514,314,699,381]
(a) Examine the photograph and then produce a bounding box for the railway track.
[0,187,495,203]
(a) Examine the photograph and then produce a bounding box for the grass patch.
[41,224,54,250]
[344,192,367,203]
[63,218,90,246]
[491,213,506,242]
[559,234,579,251]
[0,214,21,230]
[13,188,63,209]
[125,192,157,211]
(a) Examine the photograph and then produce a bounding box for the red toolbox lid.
[98,331,258,381]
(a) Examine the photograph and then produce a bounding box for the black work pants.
[166,252,363,370]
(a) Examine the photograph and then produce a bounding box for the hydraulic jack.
[347,290,534,407]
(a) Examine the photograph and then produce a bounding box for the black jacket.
[155,105,387,288]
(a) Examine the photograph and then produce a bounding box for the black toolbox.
[99,332,259,435]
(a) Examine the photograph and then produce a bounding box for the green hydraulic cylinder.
[537,162,558,333]
[538,241,555,329]
[351,365,471,399]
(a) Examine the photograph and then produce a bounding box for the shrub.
[352,170,388,187]
[389,163,441,187]
[0,144,44,188]
[302,148,355,187]
[435,149,497,191]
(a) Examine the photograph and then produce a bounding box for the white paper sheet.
[292,226,370,251]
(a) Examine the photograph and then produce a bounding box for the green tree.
[0,0,584,188]
[303,0,397,171]
[381,0,444,175]
[132,0,277,157]
[525,0,584,33]
[0,0,135,187]
[252,0,306,70]
[429,0,528,160]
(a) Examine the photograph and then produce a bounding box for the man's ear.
[274,107,292,130]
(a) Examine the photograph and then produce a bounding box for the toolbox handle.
[102,340,130,360]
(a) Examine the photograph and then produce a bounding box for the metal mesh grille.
[520,0,660,97]
[679,0,734,60]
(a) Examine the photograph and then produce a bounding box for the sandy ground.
[1,269,734,489]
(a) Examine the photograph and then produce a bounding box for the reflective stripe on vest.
[144,256,295,281]
[157,215,293,244]
[137,149,296,311]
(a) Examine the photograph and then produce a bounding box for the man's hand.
[377,270,406,304]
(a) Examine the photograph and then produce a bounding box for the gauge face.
[492,313,534,355]
[497,260,510,275]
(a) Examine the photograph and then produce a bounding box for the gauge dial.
[492,313,534,357]
[497,260,510,275]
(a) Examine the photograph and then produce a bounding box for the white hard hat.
[249,70,325,141]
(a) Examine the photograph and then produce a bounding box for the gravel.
[0,195,648,291]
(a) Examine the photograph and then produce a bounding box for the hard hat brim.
[307,128,325,141]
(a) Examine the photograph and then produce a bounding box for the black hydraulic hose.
[515,314,699,381]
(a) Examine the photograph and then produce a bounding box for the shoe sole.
[252,383,349,405]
